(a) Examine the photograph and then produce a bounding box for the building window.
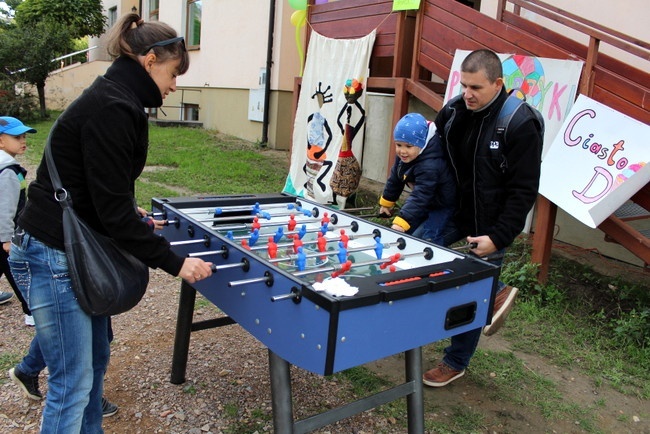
[108,6,117,27]
[149,0,159,21]
[186,0,202,49]
[183,103,200,121]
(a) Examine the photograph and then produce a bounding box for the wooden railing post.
[531,196,557,284]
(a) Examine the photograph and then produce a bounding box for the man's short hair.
[461,49,503,83]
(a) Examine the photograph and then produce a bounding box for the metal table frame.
[170,281,425,434]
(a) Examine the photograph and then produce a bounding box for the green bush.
[0,75,38,119]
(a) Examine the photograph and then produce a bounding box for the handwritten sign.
[539,95,650,228]
[393,0,421,11]
[444,49,583,157]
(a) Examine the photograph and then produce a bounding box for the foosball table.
[152,194,500,433]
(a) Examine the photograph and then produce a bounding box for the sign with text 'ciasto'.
[539,95,649,228]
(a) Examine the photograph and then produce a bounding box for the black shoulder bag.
[45,126,149,316]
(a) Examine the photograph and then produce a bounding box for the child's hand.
[379,206,392,217]
[2,241,10,254]
[391,224,405,233]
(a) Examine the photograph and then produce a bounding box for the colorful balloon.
[290,9,307,27]
[288,0,308,10]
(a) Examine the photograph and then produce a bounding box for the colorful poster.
[393,0,421,11]
[444,49,584,157]
[539,95,650,228]
[284,30,376,208]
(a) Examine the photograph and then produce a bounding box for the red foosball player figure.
[292,234,303,254]
[379,253,401,270]
[339,229,349,249]
[287,214,297,231]
[252,216,261,231]
[241,239,251,251]
[331,260,352,278]
[316,232,327,260]
[267,237,278,259]
[321,212,330,226]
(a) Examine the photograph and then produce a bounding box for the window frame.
[185,0,202,50]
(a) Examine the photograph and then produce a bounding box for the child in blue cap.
[379,113,456,245]
[0,116,36,320]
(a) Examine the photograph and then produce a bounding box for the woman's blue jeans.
[9,231,109,434]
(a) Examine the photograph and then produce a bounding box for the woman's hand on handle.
[179,258,213,284]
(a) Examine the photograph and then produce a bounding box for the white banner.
[539,95,650,228]
[444,49,584,157]
[283,30,376,208]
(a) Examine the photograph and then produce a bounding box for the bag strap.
[43,121,73,209]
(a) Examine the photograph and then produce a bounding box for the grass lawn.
[17,115,649,433]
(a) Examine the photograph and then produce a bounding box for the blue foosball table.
[152,194,500,433]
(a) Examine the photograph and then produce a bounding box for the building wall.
[71,1,302,149]
[45,61,111,110]
[481,0,649,70]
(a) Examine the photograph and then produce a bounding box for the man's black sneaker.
[8,367,42,400]
[102,396,119,417]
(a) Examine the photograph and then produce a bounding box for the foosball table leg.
[268,347,426,434]
[170,281,197,384]
[405,347,425,434]
[269,349,295,434]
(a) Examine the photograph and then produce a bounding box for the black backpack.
[496,90,545,145]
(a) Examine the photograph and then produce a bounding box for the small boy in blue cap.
[379,113,456,245]
[0,116,36,319]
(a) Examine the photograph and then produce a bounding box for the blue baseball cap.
[393,113,428,148]
[0,116,37,136]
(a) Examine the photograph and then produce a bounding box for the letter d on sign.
[572,166,613,204]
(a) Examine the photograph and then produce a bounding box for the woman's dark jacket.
[19,56,185,276]
[380,132,456,232]
[434,87,543,251]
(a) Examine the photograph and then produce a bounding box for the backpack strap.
[0,164,26,178]
[496,90,545,142]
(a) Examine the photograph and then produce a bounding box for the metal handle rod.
[268,241,399,264]
[343,251,425,269]
[171,238,208,246]
[206,216,320,231]
[248,230,375,252]
[226,222,320,241]
[196,214,262,223]
[213,262,246,271]
[188,248,227,257]
[270,293,296,302]
[228,275,270,287]
[237,224,348,244]
[292,250,427,278]
[218,203,291,212]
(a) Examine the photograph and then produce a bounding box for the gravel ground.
[0,269,402,434]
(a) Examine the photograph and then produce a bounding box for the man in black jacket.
[423,49,543,387]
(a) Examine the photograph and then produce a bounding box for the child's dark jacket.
[380,133,456,232]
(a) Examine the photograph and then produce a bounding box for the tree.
[16,0,106,38]
[0,0,106,117]
[0,20,72,118]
